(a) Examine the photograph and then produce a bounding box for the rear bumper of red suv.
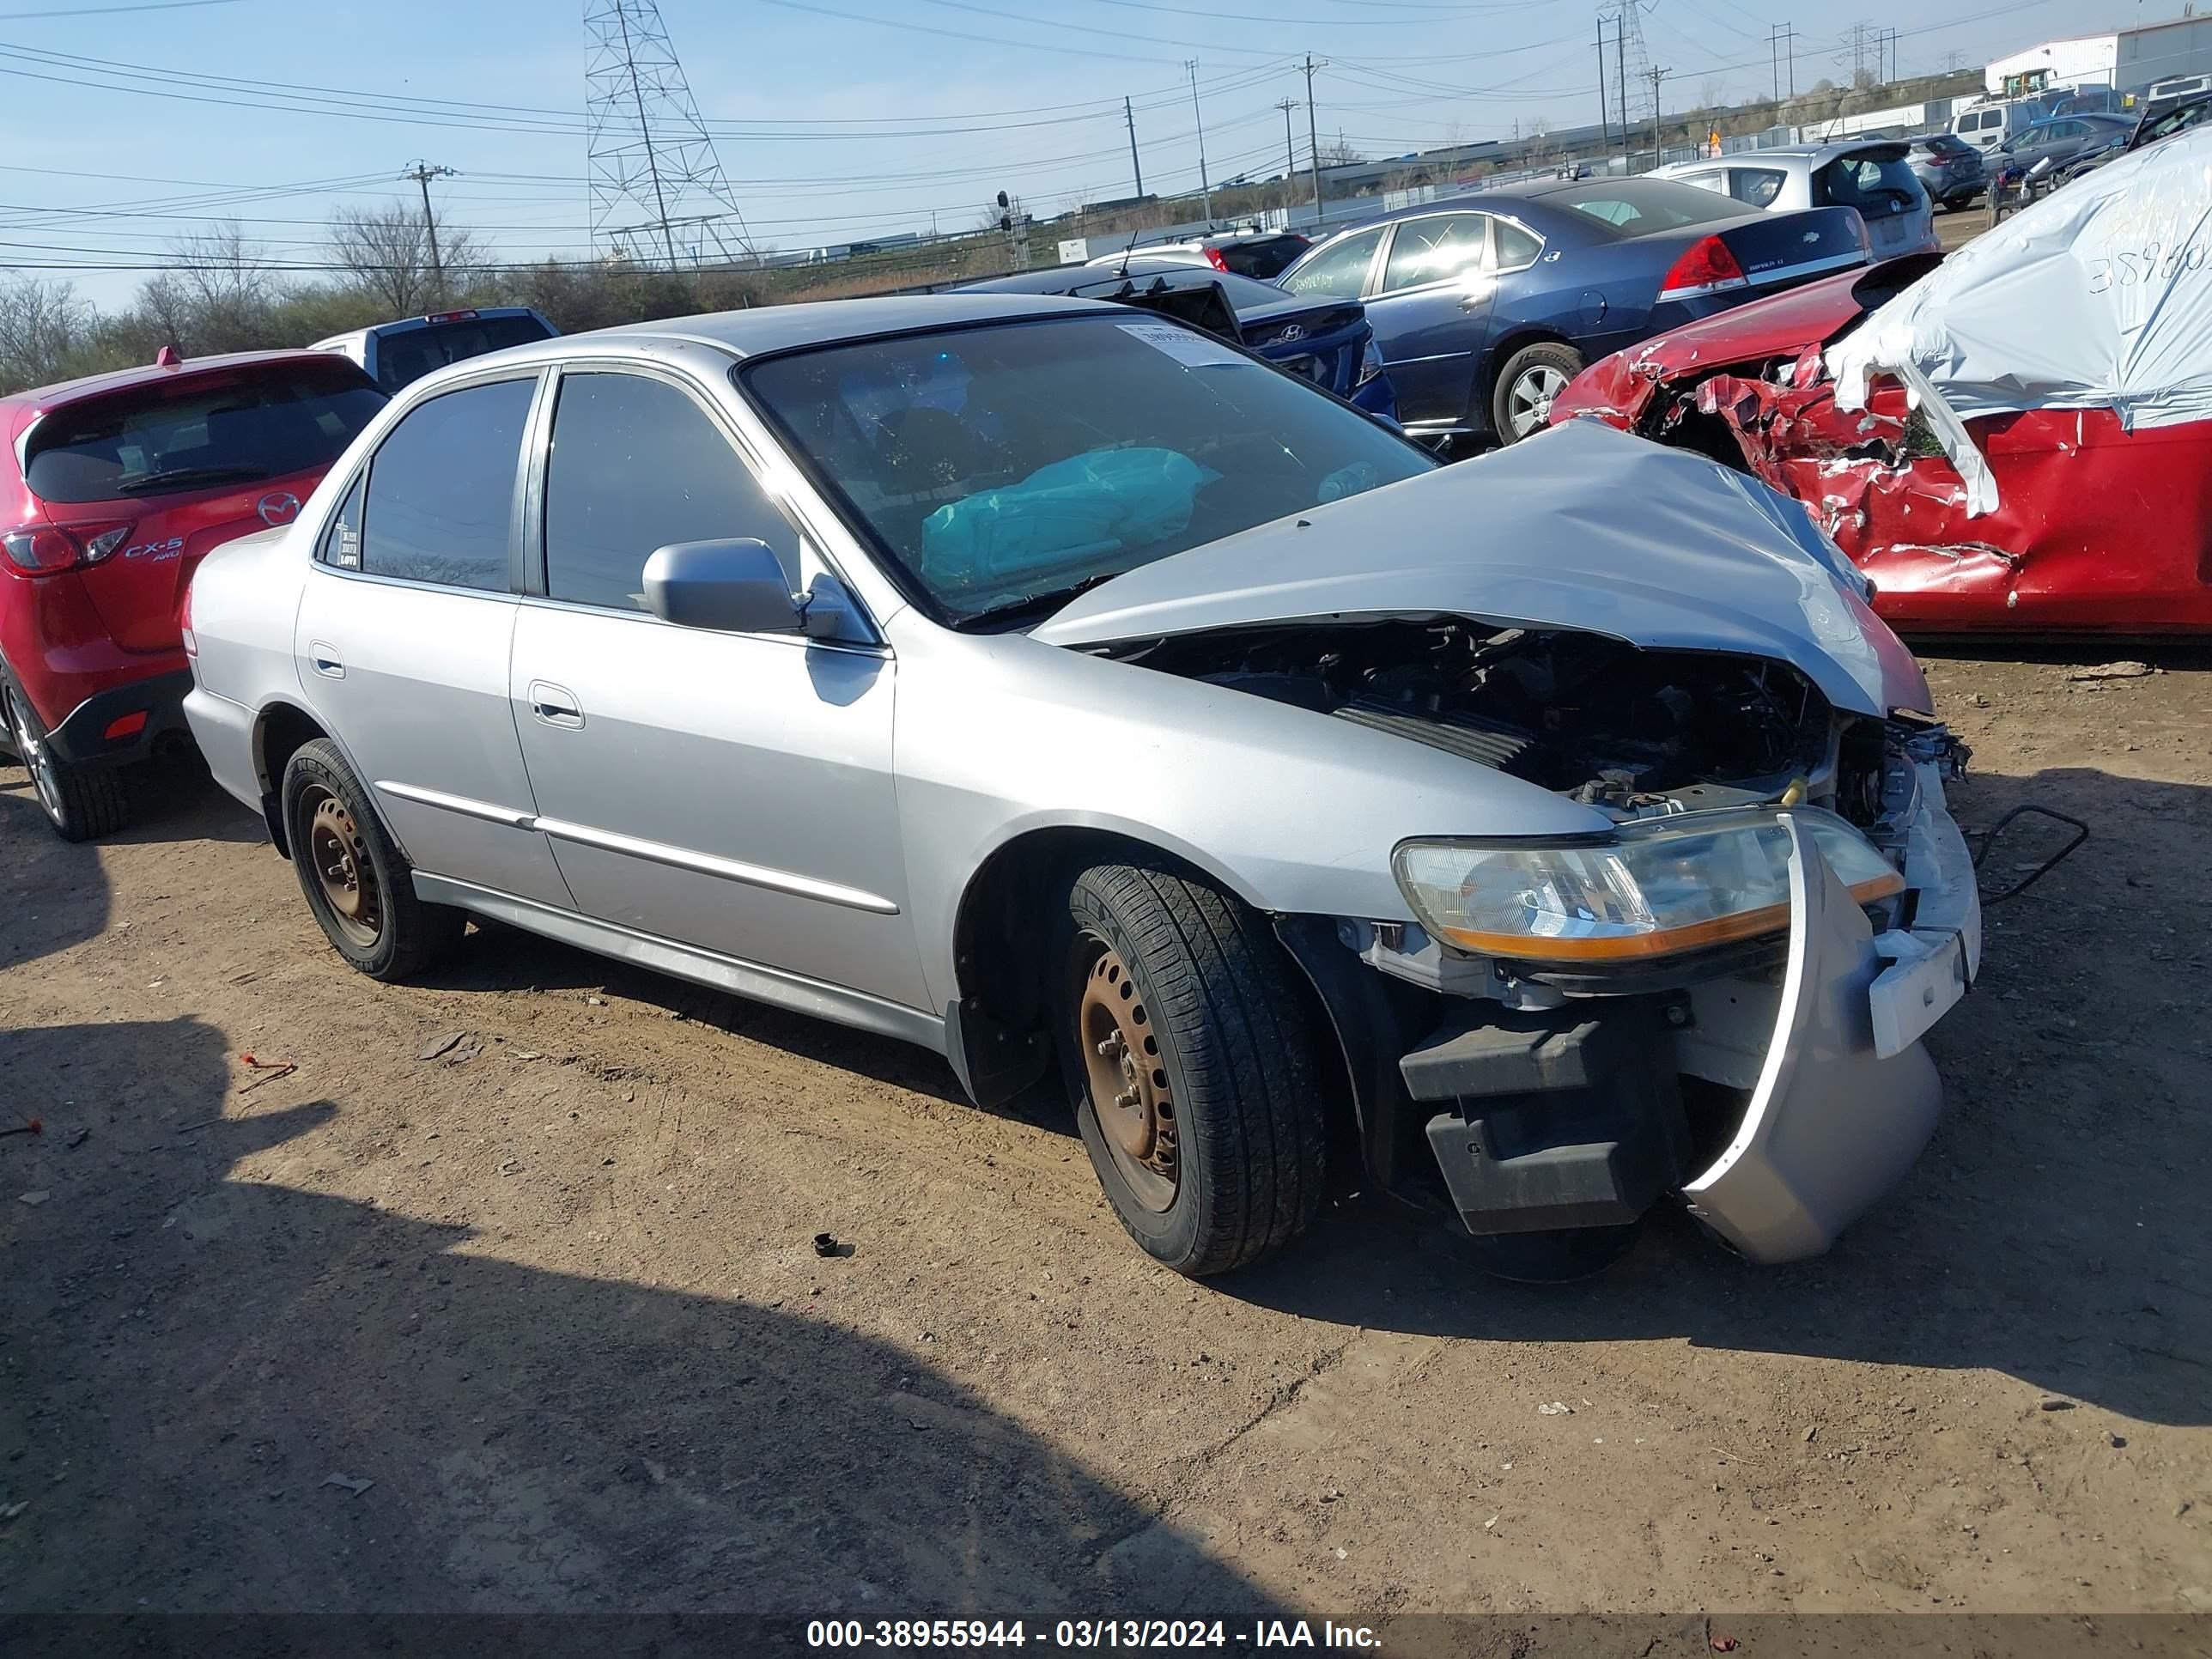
[38,667,196,768]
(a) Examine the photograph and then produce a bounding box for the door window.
[318,473,366,569]
[1728,167,1786,207]
[358,376,534,591]
[1279,226,1383,299]
[542,371,795,612]
[1381,213,1492,292]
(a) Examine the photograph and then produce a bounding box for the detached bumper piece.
[1405,1004,1690,1236]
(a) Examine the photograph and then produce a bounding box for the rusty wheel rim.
[305,787,380,948]
[1076,935,1178,1213]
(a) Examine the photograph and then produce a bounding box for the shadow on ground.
[1229,763,2211,1428]
[0,1015,1273,1615]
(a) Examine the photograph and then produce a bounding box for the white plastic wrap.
[1827,124,2212,435]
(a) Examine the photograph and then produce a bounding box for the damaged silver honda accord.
[181,295,1980,1279]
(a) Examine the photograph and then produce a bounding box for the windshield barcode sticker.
[1117,322,1249,368]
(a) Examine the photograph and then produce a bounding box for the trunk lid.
[1700,206,1870,292]
[1030,418,1929,720]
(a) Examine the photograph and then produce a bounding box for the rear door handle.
[307,641,344,679]
[528,680,583,728]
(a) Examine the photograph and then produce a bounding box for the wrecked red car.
[1551,126,2212,635]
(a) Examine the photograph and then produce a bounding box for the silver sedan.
[182,295,1981,1279]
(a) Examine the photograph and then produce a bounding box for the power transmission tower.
[1617,0,1656,134]
[584,0,753,269]
[402,160,456,304]
[1838,20,1878,89]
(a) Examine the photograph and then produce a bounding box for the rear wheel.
[1491,342,1585,444]
[282,738,463,981]
[2,676,129,842]
[1057,861,1327,1276]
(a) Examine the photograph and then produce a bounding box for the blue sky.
[0,0,2122,307]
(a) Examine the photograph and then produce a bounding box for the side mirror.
[644,538,803,634]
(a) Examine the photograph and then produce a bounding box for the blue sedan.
[959,258,1398,422]
[1277,177,1869,443]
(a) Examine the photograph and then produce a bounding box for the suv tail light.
[1203,246,1229,270]
[0,521,131,574]
[179,581,197,659]
[1656,234,1749,302]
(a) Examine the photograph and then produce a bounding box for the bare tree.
[328,198,482,315]
[0,277,91,394]
[164,221,275,352]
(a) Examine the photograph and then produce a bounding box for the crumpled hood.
[1032,419,1930,719]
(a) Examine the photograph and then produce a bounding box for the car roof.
[962,258,1228,293]
[501,293,1109,363]
[358,305,543,337]
[0,348,361,414]
[1674,139,1903,167]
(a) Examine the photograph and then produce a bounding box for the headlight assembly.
[1392,807,1904,963]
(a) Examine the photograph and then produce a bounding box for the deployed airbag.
[920,446,1213,591]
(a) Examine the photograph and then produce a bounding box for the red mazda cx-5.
[0,348,384,840]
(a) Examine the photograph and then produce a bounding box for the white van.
[1950,101,2024,151]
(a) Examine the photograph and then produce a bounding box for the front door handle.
[528,680,583,728]
[307,641,344,679]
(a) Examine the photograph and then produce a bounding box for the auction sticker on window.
[1117,322,1249,368]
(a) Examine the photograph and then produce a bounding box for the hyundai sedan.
[182,296,1981,1280]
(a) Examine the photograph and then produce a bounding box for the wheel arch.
[945,825,1358,1176]
[1474,322,1583,418]
[251,700,333,859]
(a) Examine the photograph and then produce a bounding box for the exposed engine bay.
[1130,618,1882,825]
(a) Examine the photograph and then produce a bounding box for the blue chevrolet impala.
[1278,176,1870,445]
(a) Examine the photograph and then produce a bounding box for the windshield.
[23,362,385,505]
[741,314,1431,626]
[373,313,551,392]
[1553,180,1747,235]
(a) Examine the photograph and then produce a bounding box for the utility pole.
[402,160,456,304]
[1124,96,1145,198]
[1185,60,1212,225]
[1303,54,1324,215]
[1648,64,1669,169]
[1596,13,1611,158]
[1275,97,1298,191]
[1772,21,1797,100]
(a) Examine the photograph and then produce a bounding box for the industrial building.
[1984,15,2212,97]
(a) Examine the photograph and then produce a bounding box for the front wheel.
[1057,861,1327,1276]
[281,738,464,981]
[1491,342,1586,444]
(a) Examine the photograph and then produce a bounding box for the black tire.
[1056,860,1327,1276]
[281,737,464,981]
[1490,341,1585,445]
[2,675,129,842]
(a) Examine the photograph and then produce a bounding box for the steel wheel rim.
[304,787,381,948]
[1074,933,1179,1213]
[1508,364,1568,438]
[7,688,63,822]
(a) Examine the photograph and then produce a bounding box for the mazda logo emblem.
[257,491,300,527]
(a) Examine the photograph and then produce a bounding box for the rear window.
[22,362,385,506]
[1917,134,1972,155]
[371,313,552,392]
[1815,152,1922,210]
[1553,180,1746,235]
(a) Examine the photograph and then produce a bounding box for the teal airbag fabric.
[921,447,1214,589]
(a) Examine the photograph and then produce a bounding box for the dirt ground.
[2,643,2208,1626]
